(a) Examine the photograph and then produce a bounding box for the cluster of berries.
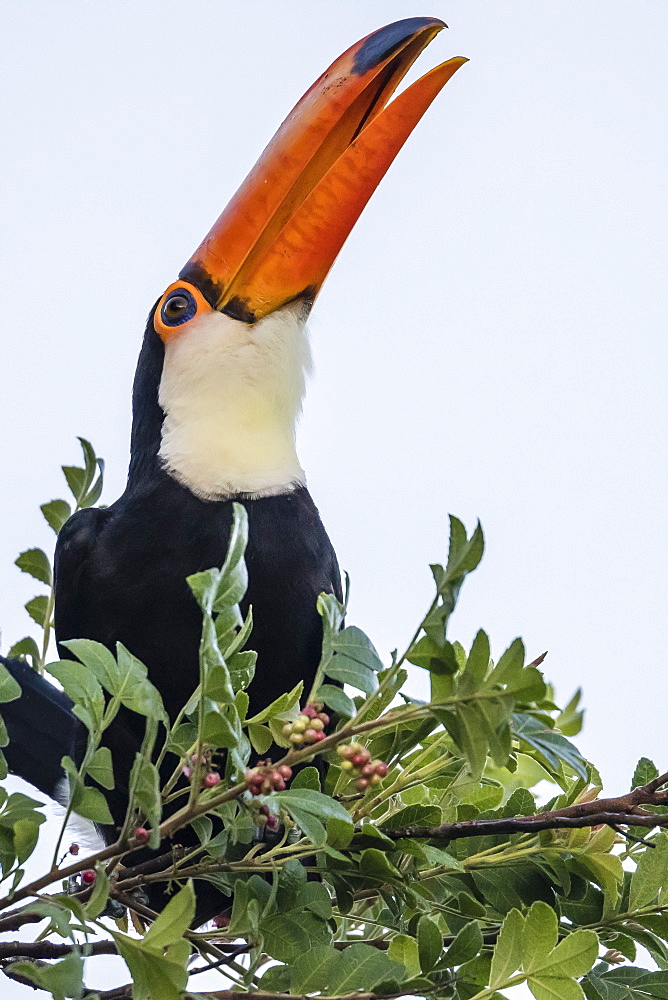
[244,761,293,796]
[282,704,330,745]
[182,752,221,788]
[257,802,280,832]
[336,743,388,792]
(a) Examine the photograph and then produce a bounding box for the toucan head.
[134,18,466,499]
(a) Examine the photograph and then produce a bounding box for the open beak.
[179,18,467,324]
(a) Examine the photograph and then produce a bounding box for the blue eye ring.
[160,287,198,327]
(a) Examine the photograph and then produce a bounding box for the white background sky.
[1,2,666,995]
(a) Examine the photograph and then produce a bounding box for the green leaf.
[632,757,659,791]
[461,629,491,689]
[382,804,442,830]
[417,914,443,972]
[41,499,72,534]
[290,945,343,992]
[523,900,558,971]
[442,920,483,967]
[488,637,525,687]
[143,881,195,950]
[284,806,327,847]
[86,746,114,789]
[443,516,485,584]
[0,663,22,703]
[73,786,113,825]
[6,637,40,669]
[274,788,353,824]
[319,942,405,994]
[317,683,356,717]
[408,635,459,674]
[291,766,321,791]
[15,548,52,586]
[630,832,668,910]
[528,976,585,1000]
[388,934,421,979]
[326,657,378,694]
[513,712,588,780]
[360,848,401,881]
[47,660,105,733]
[25,595,50,627]
[62,465,87,503]
[11,951,84,1000]
[248,723,273,754]
[85,865,110,919]
[331,626,384,672]
[489,908,525,988]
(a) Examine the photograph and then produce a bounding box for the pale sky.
[1,2,666,995]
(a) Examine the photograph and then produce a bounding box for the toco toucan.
[1,18,465,922]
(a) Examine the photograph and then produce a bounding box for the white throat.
[158,302,311,500]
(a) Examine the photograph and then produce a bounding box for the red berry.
[134,827,150,844]
[266,814,280,831]
[318,713,330,726]
[356,778,370,792]
[213,913,230,929]
[82,870,96,885]
[278,765,292,780]
[361,763,375,777]
[69,843,80,856]
[203,772,221,788]
[374,762,389,777]
[312,731,326,742]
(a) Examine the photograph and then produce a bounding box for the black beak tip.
[352,16,446,76]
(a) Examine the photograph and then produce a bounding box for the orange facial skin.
[153,281,213,343]
[154,17,467,335]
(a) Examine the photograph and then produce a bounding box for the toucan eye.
[160,288,197,327]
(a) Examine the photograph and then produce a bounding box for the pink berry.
[351,754,366,768]
[82,870,96,885]
[312,731,326,742]
[356,778,370,792]
[318,713,330,726]
[134,827,150,844]
[278,765,292,780]
[374,762,388,777]
[361,763,375,777]
[204,772,221,788]
[182,765,192,779]
[302,705,317,719]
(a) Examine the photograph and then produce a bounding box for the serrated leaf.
[15,548,52,586]
[632,757,659,791]
[331,626,384,672]
[326,657,378,694]
[25,594,50,627]
[6,637,40,669]
[41,499,72,534]
[291,766,320,791]
[489,908,525,988]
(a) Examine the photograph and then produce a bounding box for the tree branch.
[384,773,668,841]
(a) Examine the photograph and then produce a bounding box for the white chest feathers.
[158,302,311,499]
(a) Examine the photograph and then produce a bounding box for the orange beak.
[171,18,467,326]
